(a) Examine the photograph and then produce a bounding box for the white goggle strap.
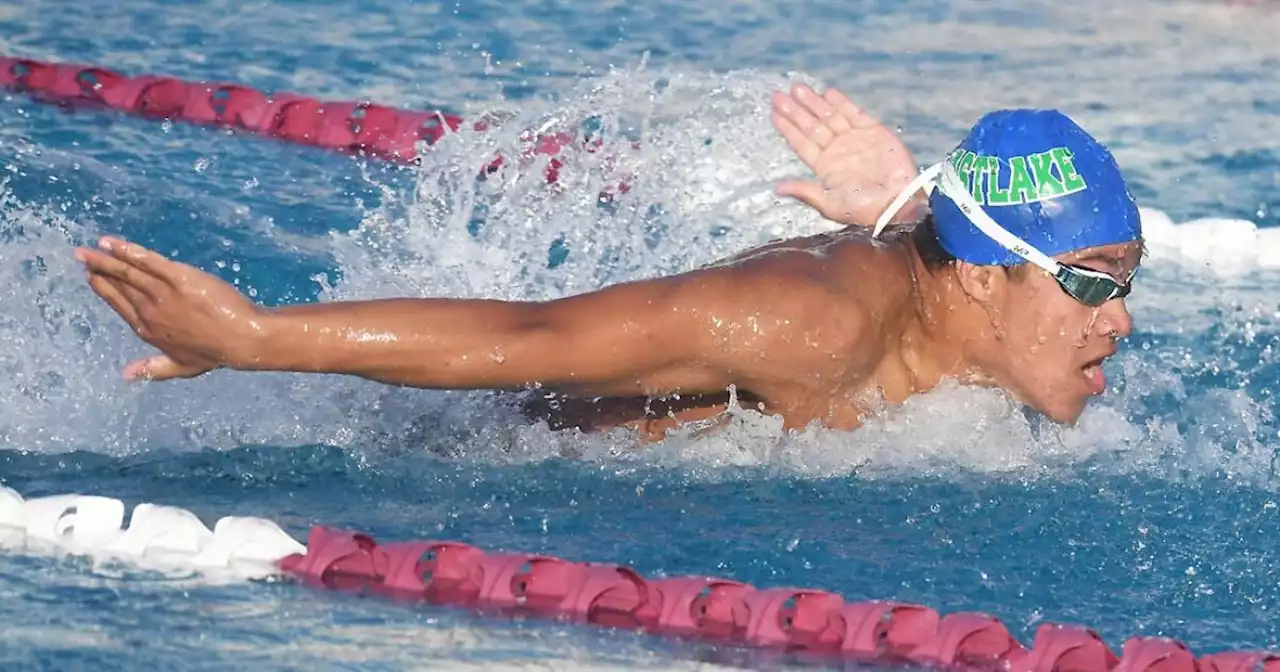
[871,159,1065,277]
[933,163,1062,275]
[872,163,942,239]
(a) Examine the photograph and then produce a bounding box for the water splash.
[0,68,1276,491]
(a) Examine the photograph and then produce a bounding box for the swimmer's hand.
[75,236,264,381]
[771,84,925,228]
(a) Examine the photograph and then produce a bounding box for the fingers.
[773,83,884,147]
[791,85,852,137]
[75,237,215,384]
[122,354,203,382]
[122,353,209,378]
[123,354,164,381]
[74,244,168,301]
[86,272,143,331]
[775,179,836,219]
[771,88,835,150]
[822,87,877,130]
[771,110,821,167]
[98,237,183,286]
[85,273,184,383]
[122,358,151,381]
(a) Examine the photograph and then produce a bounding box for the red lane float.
[0,55,467,162]
[281,526,1280,671]
[0,54,618,191]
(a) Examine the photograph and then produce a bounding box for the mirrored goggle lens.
[1055,265,1131,307]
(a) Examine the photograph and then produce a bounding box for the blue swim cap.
[929,109,1141,266]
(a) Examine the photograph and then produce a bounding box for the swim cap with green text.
[929,109,1142,265]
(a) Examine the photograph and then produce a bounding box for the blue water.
[3,0,1280,668]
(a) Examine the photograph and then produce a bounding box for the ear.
[952,261,1010,305]
[953,261,1013,339]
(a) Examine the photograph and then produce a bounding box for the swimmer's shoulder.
[784,228,915,309]
[697,228,912,307]
[707,232,899,329]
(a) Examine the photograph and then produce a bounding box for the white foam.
[1140,207,1280,275]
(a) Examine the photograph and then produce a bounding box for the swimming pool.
[1,0,1279,668]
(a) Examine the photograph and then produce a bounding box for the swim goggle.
[872,161,1132,308]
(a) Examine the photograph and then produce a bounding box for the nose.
[1095,297,1133,340]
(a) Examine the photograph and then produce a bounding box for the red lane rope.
[0,55,470,163]
[281,526,1280,671]
[0,55,614,191]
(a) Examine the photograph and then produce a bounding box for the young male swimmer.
[74,85,1142,442]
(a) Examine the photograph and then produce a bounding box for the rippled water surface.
[1,0,1279,668]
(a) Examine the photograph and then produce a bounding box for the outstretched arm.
[74,236,789,398]
[248,277,740,395]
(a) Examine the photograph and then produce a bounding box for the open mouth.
[1081,355,1109,395]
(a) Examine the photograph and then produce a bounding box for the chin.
[1035,398,1088,425]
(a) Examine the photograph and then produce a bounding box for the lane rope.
[1,485,1275,671]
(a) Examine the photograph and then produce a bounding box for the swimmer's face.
[988,241,1142,423]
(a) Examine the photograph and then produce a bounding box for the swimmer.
[74,85,1142,441]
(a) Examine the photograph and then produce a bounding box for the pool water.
[1,0,1279,668]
